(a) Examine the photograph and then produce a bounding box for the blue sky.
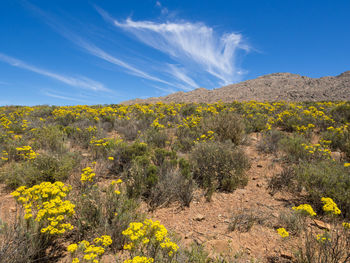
[0,0,349,106]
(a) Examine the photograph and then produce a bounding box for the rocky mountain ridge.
[122,71,350,104]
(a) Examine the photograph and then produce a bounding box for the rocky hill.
[123,71,350,104]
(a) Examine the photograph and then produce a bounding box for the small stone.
[194,214,205,221]
[312,219,331,230]
[280,251,293,260]
[256,183,262,187]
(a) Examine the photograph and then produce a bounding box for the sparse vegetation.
[1,101,350,262]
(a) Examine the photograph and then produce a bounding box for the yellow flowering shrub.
[122,219,178,261]
[16,145,39,160]
[124,256,154,263]
[80,166,96,184]
[0,150,8,161]
[321,197,341,215]
[67,235,112,263]
[11,181,75,234]
[292,204,317,217]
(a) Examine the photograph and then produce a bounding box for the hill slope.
[123,71,350,104]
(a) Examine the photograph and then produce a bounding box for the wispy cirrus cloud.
[166,64,199,90]
[24,3,187,91]
[101,12,249,85]
[0,53,107,92]
[42,89,89,103]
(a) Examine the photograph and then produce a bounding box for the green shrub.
[125,155,158,200]
[190,142,250,200]
[72,183,141,251]
[115,118,151,141]
[330,102,350,123]
[1,152,78,189]
[109,141,149,174]
[31,125,67,153]
[174,126,199,152]
[257,129,285,154]
[279,134,309,163]
[143,128,169,148]
[200,111,245,145]
[294,160,350,218]
[0,215,62,263]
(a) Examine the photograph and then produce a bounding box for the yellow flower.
[292,204,316,216]
[67,243,78,253]
[342,222,350,229]
[277,228,289,238]
[108,156,114,161]
[72,258,80,263]
[321,197,341,215]
[344,163,350,167]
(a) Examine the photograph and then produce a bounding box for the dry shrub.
[200,111,246,145]
[190,141,250,200]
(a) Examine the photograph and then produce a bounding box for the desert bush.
[228,210,267,232]
[143,128,169,148]
[200,111,246,145]
[152,148,177,167]
[1,152,78,189]
[125,150,194,209]
[0,181,75,262]
[125,155,158,200]
[121,218,179,262]
[244,113,269,133]
[174,126,200,152]
[322,128,350,157]
[280,199,350,263]
[268,167,298,195]
[190,142,250,200]
[147,167,195,210]
[73,181,141,251]
[65,123,100,149]
[0,217,62,263]
[30,105,53,119]
[115,118,151,141]
[294,160,350,218]
[109,141,149,175]
[31,125,67,153]
[257,129,285,154]
[279,134,309,163]
[330,102,350,123]
[278,211,304,236]
[295,226,350,263]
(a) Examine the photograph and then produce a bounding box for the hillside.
[123,71,350,104]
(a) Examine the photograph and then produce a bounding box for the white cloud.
[43,90,89,103]
[0,53,107,92]
[111,17,249,85]
[167,64,199,90]
[58,30,193,91]
[24,4,186,91]
[155,1,168,15]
